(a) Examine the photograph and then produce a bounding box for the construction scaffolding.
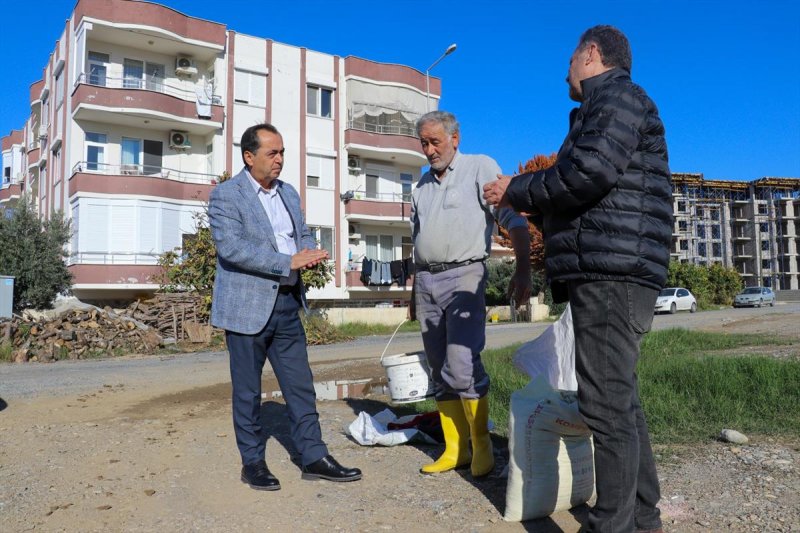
[670,174,800,290]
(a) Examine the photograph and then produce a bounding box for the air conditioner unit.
[348,224,361,240]
[38,125,48,139]
[347,156,361,171]
[175,56,198,76]
[169,130,191,149]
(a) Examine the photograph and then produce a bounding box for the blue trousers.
[225,292,328,467]
[568,280,662,533]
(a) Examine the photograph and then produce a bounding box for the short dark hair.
[240,123,281,167]
[578,25,632,73]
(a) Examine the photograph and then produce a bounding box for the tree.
[156,177,334,317]
[495,153,556,271]
[0,195,72,312]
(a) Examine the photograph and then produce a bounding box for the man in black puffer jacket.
[484,26,671,533]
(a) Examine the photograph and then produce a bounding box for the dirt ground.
[0,313,798,532]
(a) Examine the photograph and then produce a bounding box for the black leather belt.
[278,284,297,295]
[415,259,484,273]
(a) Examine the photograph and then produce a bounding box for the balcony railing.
[76,73,221,104]
[347,102,420,137]
[68,251,161,266]
[347,119,417,137]
[356,191,411,202]
[71,161,216,185]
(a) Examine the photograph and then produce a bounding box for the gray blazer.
[209,169,316,334]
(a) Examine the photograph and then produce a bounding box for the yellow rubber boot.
[420,400,471,474]
[462,396,494,477]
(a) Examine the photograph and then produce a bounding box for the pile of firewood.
[2,307,162,363]
[118,293,211,343]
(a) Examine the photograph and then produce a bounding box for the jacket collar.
[579,67,629,100]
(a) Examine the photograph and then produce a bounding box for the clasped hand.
[291,248,329,270]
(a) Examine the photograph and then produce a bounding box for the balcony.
[344,193,412,222]
[69,161,215,201]
[344,103,427,166]
[344,270,410,291]
[72,74,223,133]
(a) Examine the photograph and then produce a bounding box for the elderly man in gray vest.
[409,110,531,478]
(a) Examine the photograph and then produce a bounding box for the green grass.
[336,320,421,337]
[0,341,13,362]
[408,329,800,444]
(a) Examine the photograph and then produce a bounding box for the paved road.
[2,303,798,401]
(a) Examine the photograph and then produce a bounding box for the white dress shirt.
[247,170,298,286]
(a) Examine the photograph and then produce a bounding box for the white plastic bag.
[504,376,595,522]
[513,303,577,391]
[347,409,438,447]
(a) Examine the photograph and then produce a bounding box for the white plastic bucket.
[381,351,435,403]
[380,320,435,404]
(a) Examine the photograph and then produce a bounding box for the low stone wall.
[324,301,551,326]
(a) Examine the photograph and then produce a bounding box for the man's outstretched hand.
[483,174,512,208]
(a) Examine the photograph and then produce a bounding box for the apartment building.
[6,0,445,304]
[0,129,24,208]
[671,173,800,290]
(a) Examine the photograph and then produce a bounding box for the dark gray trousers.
[415,262,489,400]
[226,292,328,467]
[568,280,662,533]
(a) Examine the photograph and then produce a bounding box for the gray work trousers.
[415,261,489,400]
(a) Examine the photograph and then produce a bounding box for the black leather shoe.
[241,460,281,491]
[301,455,362,482]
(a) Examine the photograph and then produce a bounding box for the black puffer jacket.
[506,68,672,295]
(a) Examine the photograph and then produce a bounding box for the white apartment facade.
[3,0,442,304]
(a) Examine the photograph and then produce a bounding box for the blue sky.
[1,0,798,181]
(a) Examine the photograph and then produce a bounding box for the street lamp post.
[425,43,457,112]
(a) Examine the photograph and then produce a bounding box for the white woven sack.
[513,303,577,391]
[504,376,595,522]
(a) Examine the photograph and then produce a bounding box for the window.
[678,220,687,231]
[710,209,720,221]
[759,222,769,233]
[761,240,769,251]
[401,236,413,259]
[123,59,144,89]
[712,243,721,257]
[143,140,163,175]
[121,137,141,173]
[366,173,379,199]
[234,69,266,106]
[307,175,320,187]
[677,200,686,212]
[697,225,705,238]
[401,173,413,201]
[758,203,767,215]
[698,242,706,256]
[712,225,721,238]
[762,277,771,287]
[145,63,165,92]
[85,132,107,171]
[309,226,334,260]
[87,52,109,86]
[680,240,688,251]
[762,258,771,269]
[307,85,332,118]
[3,167,10,181]
[55,70,64,108]
[365,234,394,262]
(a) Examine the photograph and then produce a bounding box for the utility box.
[0,276,14,319]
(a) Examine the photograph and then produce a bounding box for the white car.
[655,287,697,314]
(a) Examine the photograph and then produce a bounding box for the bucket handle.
[380,319,408,363]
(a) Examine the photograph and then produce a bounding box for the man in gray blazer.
[209,123,361,491]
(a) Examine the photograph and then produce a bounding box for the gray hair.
[416,111,460,136]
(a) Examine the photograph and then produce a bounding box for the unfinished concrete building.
[671,174,800,290]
